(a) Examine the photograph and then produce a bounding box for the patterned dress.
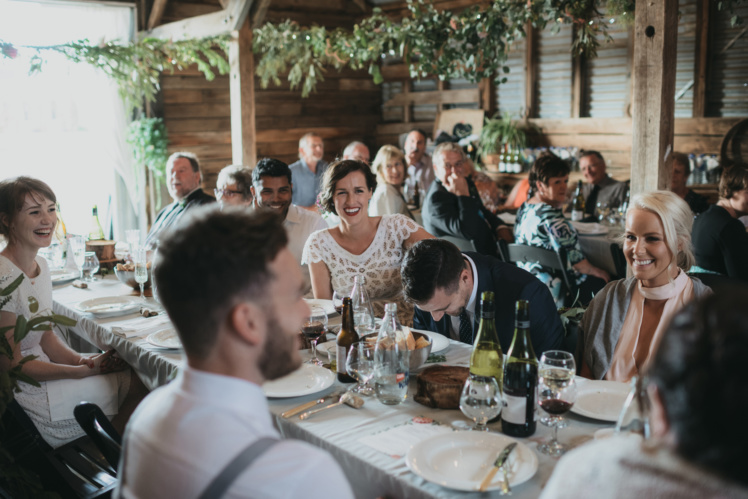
[514,202,588,307]
[302,214,419,326]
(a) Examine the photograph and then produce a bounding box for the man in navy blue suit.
[401,239,564,355]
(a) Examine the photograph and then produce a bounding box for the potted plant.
[478,112,529,172]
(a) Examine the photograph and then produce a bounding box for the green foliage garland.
[127,117,169,206]
[0,36,231,113]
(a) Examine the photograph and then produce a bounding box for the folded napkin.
[47,375,119,421]
[570,221,609,236]
[111,315,172,338]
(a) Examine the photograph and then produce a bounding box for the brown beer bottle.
[337,297,359,383]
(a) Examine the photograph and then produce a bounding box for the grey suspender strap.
[197,437,279,499]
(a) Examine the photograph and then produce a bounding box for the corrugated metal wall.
[674,0,697,117]
[707,3,748,117]
[536,23,573,118]
[585,12,630,118]
[495,39,526,117]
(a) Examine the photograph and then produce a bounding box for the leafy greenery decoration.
[127,117,169,208]
[0,36,231,113]
[479,112,535,156]
[252,0,746,98]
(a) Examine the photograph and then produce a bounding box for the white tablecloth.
[53,276,611,499]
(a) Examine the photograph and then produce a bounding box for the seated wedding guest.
[403,129,435,193]
[577,191,711,382]
[463,157,502,214]
[290,132,328,209]
[369,145,413,219]
[302,159,433,325]
[251,158,326,294]
[401,239,563,355]
[542,290,748,499]
[145,152,214,248]
[670,152,709,215]
[422,142,513,259]
[515,154,610,307]
[215,164,253,209]
[342,141,370,164]
[691,164,748,281]
[578,150,627,215]
[117,209,354,499]
[0,177,148,447]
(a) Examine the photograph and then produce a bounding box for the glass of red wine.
[302,306,328,366]
[537,350,577,456]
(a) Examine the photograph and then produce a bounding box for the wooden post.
[630,0,678,196]
[229,18,256,167]
[692,0,711,117]
[524,22,536,119]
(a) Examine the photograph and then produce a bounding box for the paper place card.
[358,416,454,459]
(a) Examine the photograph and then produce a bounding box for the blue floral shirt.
[514,202,587,306]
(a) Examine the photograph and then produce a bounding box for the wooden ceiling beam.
[250,0,272,29]
[147,0,169,30]
[139,0,253,41]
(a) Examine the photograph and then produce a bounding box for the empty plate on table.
[75,296,141,318]
[51,270,79,285]
[146,328,181,349]
[263,364,335,398]
[410,329,450,353]
[406,432,538,492]
[572,379,630,422]
[304,298,337,316]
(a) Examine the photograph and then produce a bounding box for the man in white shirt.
[342,141,371,164]
[251,158,327,295]
[116,209,353,499]
[404,129,435,193]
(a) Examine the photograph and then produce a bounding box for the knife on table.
[478,442,517,493]
[281,391,342,419]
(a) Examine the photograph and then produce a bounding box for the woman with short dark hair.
[514,154,610,306]
[691,164,748,280]
[303,160,432,325]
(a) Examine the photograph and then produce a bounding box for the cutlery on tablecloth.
[478,442,517,493]
[298,392,364,420]
[281,391,342,419]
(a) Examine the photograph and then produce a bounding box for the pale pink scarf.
[606,271,693,382]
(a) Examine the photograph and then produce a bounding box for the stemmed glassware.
[537,350,577,456]
[134,247,148,301]
[332,289,347,315]
[81,252,99,282]
[302,306,328,366]
[345,341,376,396]
[69,235,86,280]
[459,374,502,431]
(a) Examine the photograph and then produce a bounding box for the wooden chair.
[506,244,578,306]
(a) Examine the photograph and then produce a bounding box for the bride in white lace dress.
[303,160,433,325]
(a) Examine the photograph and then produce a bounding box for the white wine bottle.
[470,291,503,423]
[501,300,538,437]
[571,180,586,221]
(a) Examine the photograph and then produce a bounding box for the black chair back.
[74,402,122,470]
[610,243,627,279]
[507,243,577,305]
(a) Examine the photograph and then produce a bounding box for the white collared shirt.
[283,204,327,294]
[448,254,479,341]
[116,367,353,499]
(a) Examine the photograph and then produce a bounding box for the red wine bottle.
[501,300,538,437]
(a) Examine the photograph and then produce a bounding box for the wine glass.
[134,247,148,301]
[345,341,376,396]
[537,350,577,456]
[81,252,100,282]
[302,306,328,366]
[125,229,141,259]
[69,235,86,279]
[332,288,348,315]
[459,374,502,431]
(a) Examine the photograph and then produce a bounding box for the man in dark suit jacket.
[421,142,513,259]
[401,239,564,356]
[145,152,215,247]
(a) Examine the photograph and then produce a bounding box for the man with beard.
[251,158,326,294]
[144,152,215,248]
[290,132,328,209]
[116,209,353,499]
[403,129,435,194]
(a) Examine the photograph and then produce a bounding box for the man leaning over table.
[116,208,354,499]
[401,239,564,356]
[576,150,628,216]
[290,132,329,210]
[144,152,215,248]
[251,157,327,295]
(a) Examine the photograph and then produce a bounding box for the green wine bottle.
[469,291,503,389]
[501,299,538,437]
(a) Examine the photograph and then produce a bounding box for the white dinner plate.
[50,270,79,285]
[75,296,141,318]
[304,298,337,316]
[411,329,450,353]
[571,379,629,422]
[406,432,538,492]
[262,364,335,398]
[146,328,181,349]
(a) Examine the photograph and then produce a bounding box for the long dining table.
[53,274,613,499]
